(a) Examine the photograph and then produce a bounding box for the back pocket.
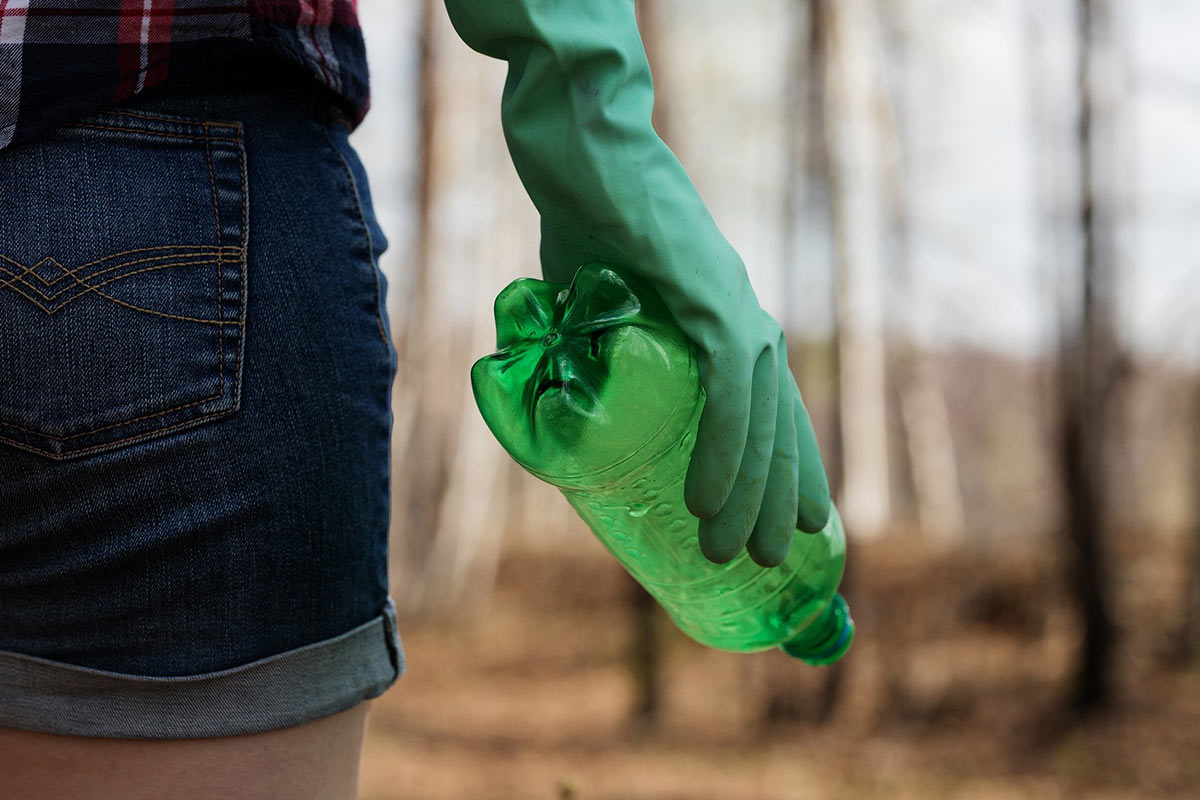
[0,109,248,460]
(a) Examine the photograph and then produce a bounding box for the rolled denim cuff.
[0,598,404,739]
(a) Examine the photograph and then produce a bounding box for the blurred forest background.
[348,0,1200,797]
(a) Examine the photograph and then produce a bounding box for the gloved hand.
[445,0,831,566]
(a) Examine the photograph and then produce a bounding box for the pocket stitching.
[1,391,225,441]
[0,247,238,288]
[0,244,240,284]
[0,252,239,317]
[61,123,241,144]
[0,117,248,458]
[0,267,232,440]
[0,407,239,460]
[203,123,228,418]
[105,109,242,133]
[320,122,389,348]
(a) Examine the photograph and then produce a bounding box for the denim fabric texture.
[0,67,404,738]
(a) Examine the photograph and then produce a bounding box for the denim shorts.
[0,65,404,739]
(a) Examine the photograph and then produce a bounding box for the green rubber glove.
[445,0,831,566]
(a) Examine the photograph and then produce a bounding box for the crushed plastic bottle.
[471,263,853,664]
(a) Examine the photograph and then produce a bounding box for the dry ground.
[360,533,1200,800]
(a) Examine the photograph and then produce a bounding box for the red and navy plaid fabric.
[0,0,369,150]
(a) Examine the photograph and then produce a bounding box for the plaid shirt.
[0,0,369,151]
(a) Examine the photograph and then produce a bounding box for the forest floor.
[360,532,1200,800]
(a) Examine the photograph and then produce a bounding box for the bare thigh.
[0,700,372,800]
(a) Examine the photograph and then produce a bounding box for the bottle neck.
[779,593,854,666]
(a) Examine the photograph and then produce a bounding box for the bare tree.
[824,0,892,540]
[390,0,447,610]
[394,0,537,613]
[1172,382,1200,664]
[875,0,964,543]
[761,0,858,726]
[1059,0,1119,711]
[621,0,670,726]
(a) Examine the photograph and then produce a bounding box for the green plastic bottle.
[471,264,853,665]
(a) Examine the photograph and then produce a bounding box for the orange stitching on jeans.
[321,121,390,347]
[0,125,247,453]
[78,280,243,324]
[0,390,223,440]
[0,405,237,458]
[0,246,240,291]
[0,272,235,436]
[1,261,244,324]
[1,253,176,292]
[3,258,217,305]
[0,252,228,296]
[60,123,241,143]
[68,260,221,300]
[5,252,220,288]
[0,265,240,438]
[105,110,244,133]
[203,123,227,396]
[2,260,230,317]
[233,128,248,407]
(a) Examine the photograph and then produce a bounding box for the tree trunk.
[1059,0,1117,712]
[1172,380,1200,664]
[391,0,447,610]
[873,0,964,543]
[898,361,965,542]
[621,0,670,727]
[760,0,856,727]
[398,0,545,612]
[824,0,891,539]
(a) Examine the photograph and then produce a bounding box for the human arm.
[444,0,831,565]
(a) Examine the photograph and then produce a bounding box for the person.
[0,1,830,798]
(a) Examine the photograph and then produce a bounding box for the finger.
[684,354,751,520]
[793,380,832,533]
[746,352,800,567]
[697,346,778,563]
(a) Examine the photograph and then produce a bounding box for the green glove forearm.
[445,0,831,565]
